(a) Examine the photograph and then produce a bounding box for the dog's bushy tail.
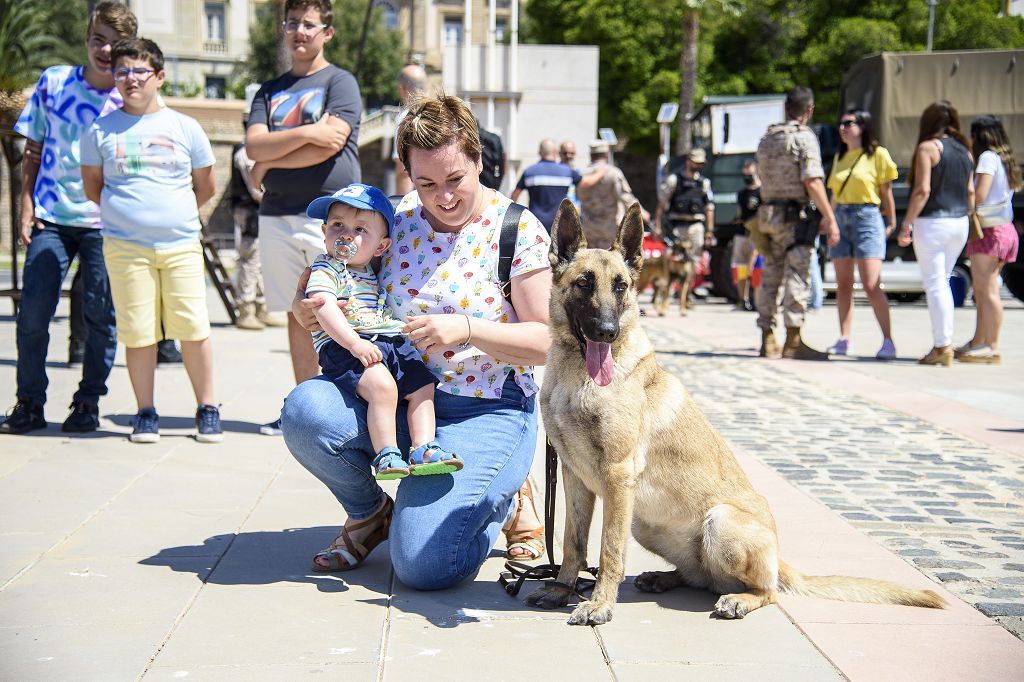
[778,561,946,609]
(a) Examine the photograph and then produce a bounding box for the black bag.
[478,124,505,190]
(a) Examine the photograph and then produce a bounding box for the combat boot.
[759,329,781,359]
[236,302,265,330]
[257,302,287,327]
[782,327,829,361]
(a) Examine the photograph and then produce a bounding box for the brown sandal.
[312,495,394,572]
[503,479,545,561]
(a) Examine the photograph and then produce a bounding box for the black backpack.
[478,123,505,190]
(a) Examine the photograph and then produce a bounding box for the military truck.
[840,49,1024,302]
[663,95,786,299]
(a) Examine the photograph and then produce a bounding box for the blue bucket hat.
[306,183,395,233]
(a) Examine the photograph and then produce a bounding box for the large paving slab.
[2,289,1024,679]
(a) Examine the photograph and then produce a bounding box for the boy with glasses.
[245,0,363,436]
[2,2,136,435]
[80,38,222,444]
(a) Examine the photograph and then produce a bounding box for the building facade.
[129,0,270,98]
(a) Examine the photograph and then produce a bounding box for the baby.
[305,184,460,479]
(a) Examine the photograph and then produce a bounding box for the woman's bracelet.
[458,315,473,349]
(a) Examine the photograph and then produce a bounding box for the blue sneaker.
[829,338,850,356]
[875,338,897,361]
[129,407,160,444]
[195,404,224,443]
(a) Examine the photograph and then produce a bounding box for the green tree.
[240,0,405,107]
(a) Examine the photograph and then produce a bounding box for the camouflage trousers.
[583,218,617,250]
[755,219,812,331]
[669,221,705,270]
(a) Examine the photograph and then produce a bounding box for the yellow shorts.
[103,236,211,348]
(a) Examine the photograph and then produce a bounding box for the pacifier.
[333,237,358,263]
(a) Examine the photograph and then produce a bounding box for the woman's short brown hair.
[87,1,138,39]
[396,94,482,177]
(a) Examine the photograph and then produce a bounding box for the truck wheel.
[1003,262,1024,303]
[709,239,739,302]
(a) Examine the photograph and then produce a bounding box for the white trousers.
[913,216,967,347]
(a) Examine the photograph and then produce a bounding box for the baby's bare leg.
[405,384,436,449]
[356,364,399,453]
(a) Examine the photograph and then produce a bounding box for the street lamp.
[927,0,937,53]
[656,103,679,187]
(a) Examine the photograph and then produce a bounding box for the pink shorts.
[965,222,1019,263]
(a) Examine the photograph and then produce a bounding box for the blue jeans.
[282,374,538,591]
[16,225,116,407]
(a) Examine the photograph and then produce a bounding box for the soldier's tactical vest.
[669,173,710,220]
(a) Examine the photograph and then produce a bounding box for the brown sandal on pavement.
[503,479,545,561]
[312,495,394,572]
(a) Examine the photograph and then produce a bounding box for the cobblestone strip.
[644,322,1024,639]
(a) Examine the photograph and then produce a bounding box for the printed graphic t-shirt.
[248,65,362,216]
[80,107,216,248]
[827,146,898,206]
[305,255,405,352]
[14,65,122,228]
[380,191,550,399]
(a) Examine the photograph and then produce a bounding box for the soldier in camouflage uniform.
[577,141,648,248]
[755,87,838,360]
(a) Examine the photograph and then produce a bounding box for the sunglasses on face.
[113,67,155,83]
[839,120,859,128]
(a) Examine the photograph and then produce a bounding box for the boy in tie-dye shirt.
[1,2,136,437]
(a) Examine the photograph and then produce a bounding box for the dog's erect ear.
[550,199,587,268]
[612,202,644,273]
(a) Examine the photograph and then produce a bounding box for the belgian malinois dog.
[527,199,945,625]
[635,236,695,316]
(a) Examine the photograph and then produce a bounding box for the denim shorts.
[829,204,887,260]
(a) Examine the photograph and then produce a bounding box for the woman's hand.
[897,224,913,247]
[404,314,471,354]
[291,267,324,331]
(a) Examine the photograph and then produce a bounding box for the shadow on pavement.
[140,527,388,595]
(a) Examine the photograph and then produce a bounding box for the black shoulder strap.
[498,202,526,304]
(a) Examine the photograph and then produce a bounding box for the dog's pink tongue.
[585,340,614,387]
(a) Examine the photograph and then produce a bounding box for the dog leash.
[498,440,599,599]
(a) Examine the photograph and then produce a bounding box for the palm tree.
[0,0,62,247]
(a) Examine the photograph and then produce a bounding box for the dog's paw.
[525,584,573,610]
[713,594,749,619]
[567,600,614,626]
[634,571,678,594]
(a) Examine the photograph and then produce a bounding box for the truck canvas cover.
[842,50,1024,168]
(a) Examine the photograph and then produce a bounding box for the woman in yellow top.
[827,109,899,360]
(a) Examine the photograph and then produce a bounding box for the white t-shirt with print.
[975,150,1013,224]
[380,191,549,399]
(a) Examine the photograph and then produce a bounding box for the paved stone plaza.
[1,289,1023,679]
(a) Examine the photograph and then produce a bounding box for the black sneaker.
[157,339,182,365]
[195,404,224,443]
[62,401,99,432]
[68,340,85,367]
[0,399,46,434]
[259,417,283,436]
[129,407,160,444]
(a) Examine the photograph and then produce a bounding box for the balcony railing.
[203,41,227,55]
